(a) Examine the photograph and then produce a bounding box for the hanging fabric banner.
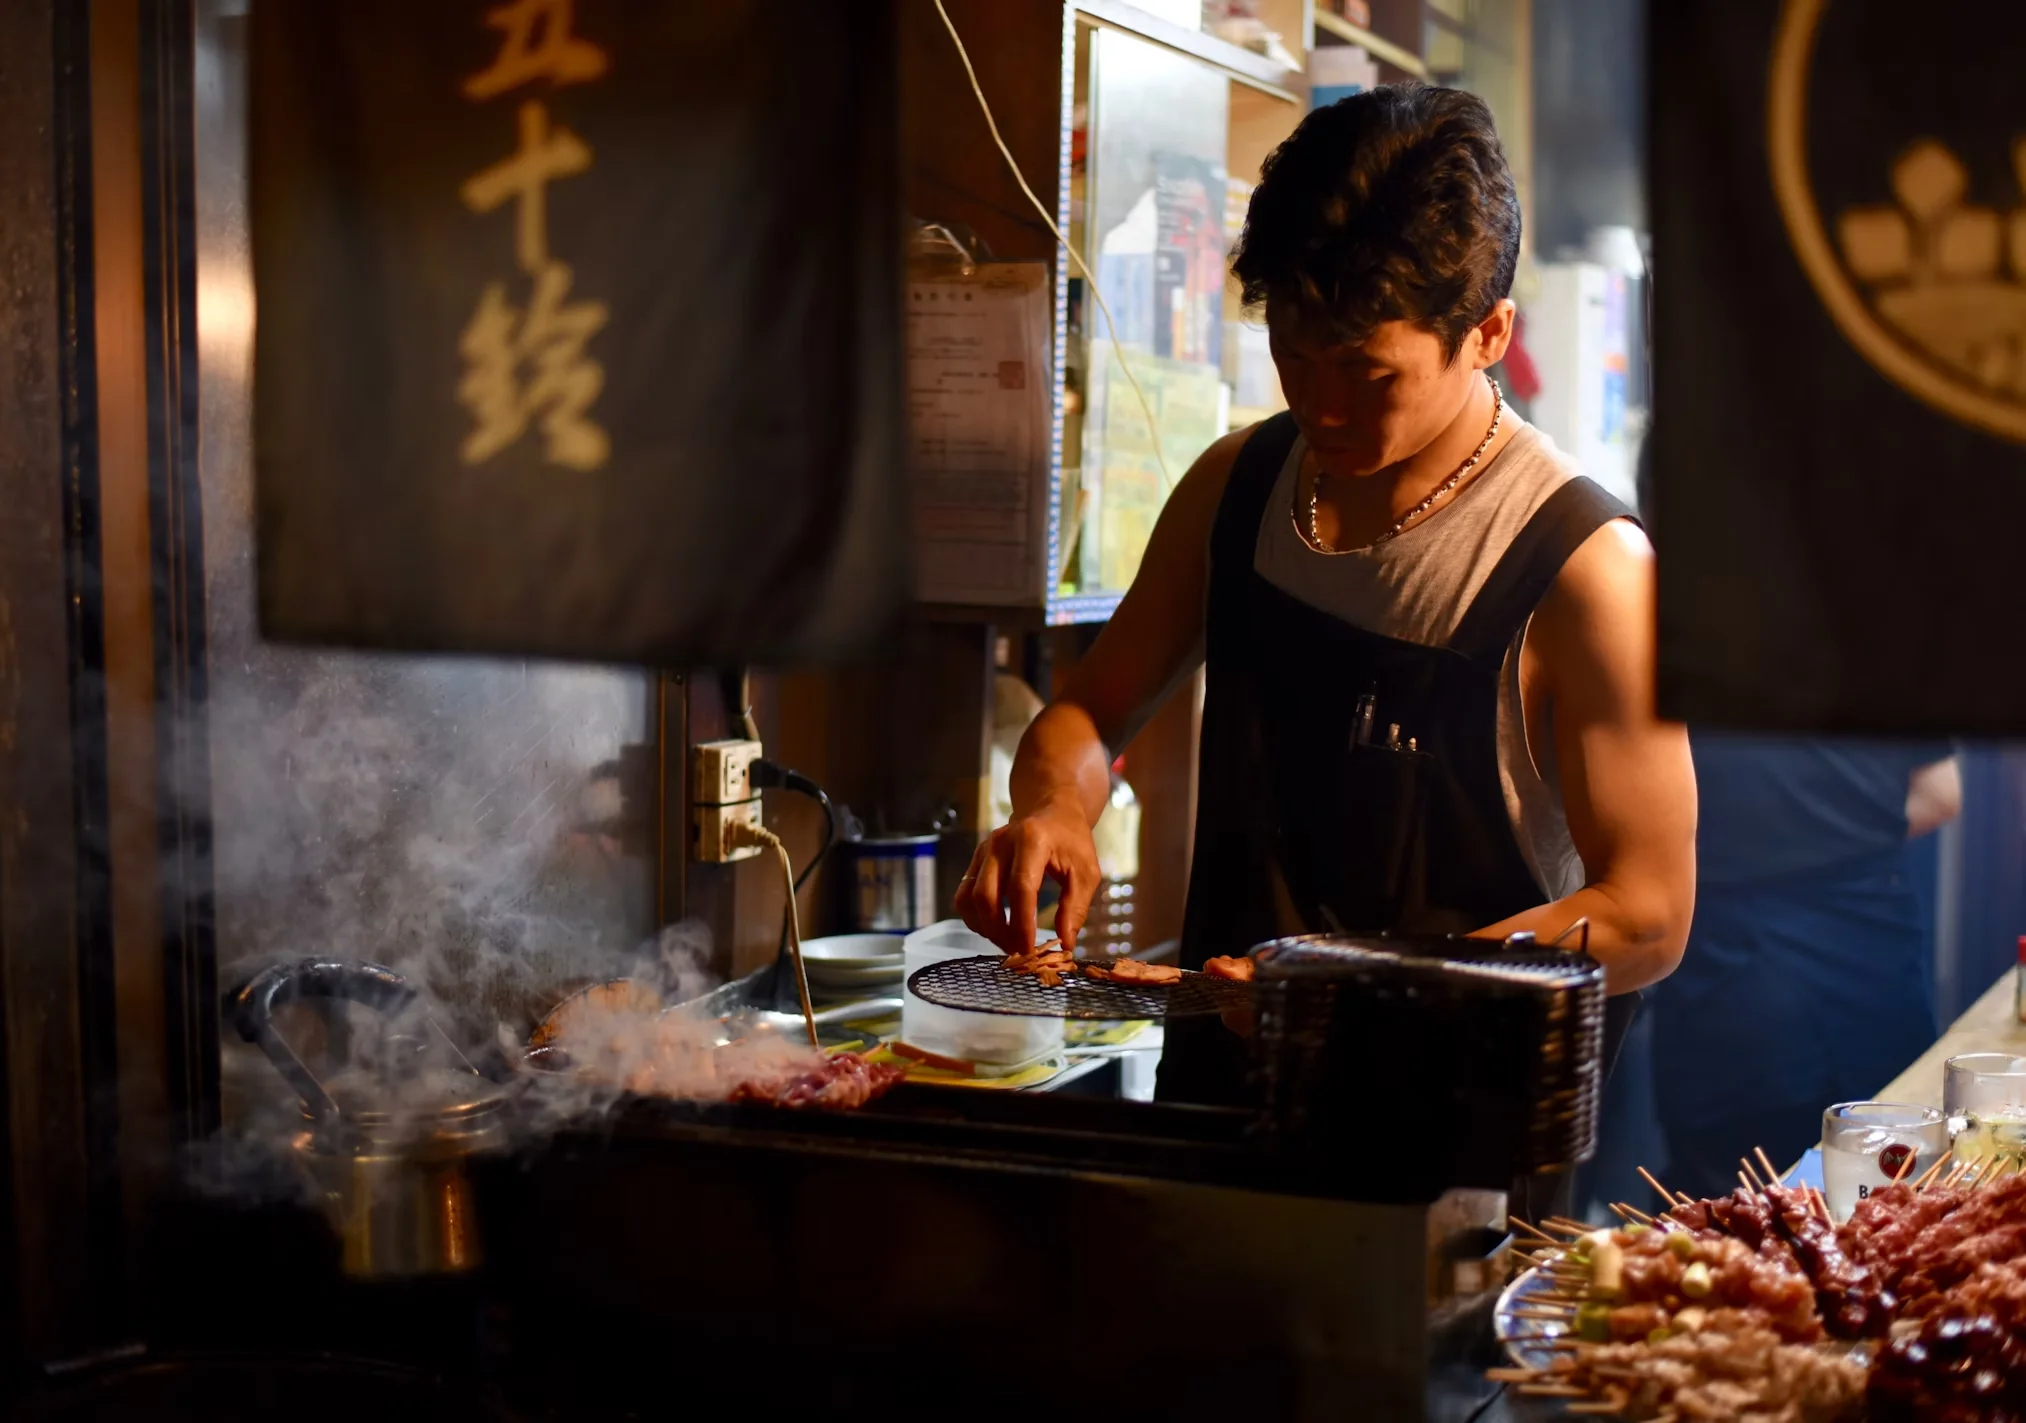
[1649,0,2026,734]
[251,0,906,665]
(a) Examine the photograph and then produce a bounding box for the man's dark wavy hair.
[1231,84,1520,361]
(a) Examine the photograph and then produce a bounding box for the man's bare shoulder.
[1550,518,1654,618]
[1181,422,1263,495]
[1160,421,1271,531]
[1528,517,1655,709]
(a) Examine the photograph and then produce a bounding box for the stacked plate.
[798,934,905,997]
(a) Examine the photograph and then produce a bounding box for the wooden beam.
[0,0,123,1364]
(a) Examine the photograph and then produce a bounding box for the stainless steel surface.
[195,0,656,1063]
[231,957,511,1277]
[293,1108,504,1278]
[748,998,900,1032]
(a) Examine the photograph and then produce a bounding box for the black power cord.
[751,758,840,1012]
[750,758,835,892]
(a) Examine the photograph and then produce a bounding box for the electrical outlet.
[691,739,763,805]
[692,798,763,863]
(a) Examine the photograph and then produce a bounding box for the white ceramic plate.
[1495,1257,1570,1371]
[797,934,905,971]
[805,963,906,987]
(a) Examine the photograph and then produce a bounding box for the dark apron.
[1158,412,1641,1108]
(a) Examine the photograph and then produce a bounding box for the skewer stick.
[1755,1145,1787,1186]
[1891,1146,1920,1184]
[1739,1157,1767,1191]
[1638,1166,1681,1207]
[1913,1151,1954,1191]
[1543,1216,1593,1236]
[1611,1203,1654,1226]
[1509,1215,1561,1244]
[1811,1186,1833,1221]
[1739,1169,1761,1195]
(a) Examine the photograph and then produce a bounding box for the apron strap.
[1448,476,1638,659]
[1209,411,1303,580]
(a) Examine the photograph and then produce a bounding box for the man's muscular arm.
[955,428,1250,952]
[1479,522,1698,992]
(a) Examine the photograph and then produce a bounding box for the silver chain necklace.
[1303,379,1504,553]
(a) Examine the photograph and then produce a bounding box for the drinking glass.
[1944,1053,2026,1169]
[1820,1102,1948,1220]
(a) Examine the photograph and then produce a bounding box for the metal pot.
[228,958,511,1279]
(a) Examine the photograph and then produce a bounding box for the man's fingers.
[968,839,1011,946]
[1053,850,1100,952]
[1005,833,1049,954]
[953,840,994,936]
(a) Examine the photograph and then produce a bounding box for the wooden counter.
[1875,967,2026,1110]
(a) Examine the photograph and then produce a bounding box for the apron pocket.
[1281,742,1430,932]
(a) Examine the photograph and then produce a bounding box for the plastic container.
[901,920,1064,1067]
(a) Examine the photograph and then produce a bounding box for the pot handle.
[226,958,418,1122]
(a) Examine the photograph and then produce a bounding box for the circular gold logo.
[1770,0,2026,444]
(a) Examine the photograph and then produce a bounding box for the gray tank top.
[1252,420,1595,900]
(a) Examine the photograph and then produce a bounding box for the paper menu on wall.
[907,263,1053,606]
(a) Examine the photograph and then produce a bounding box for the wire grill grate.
[905,956,1252,1020]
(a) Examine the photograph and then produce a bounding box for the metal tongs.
[1546,917,1591,954]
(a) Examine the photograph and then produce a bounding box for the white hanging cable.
[931,0,1175,491]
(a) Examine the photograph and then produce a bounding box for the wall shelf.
[1074,0,1308,103]
[1312,9,1428,79]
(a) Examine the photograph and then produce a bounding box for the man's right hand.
[955,427,1247,957]
[954,797,1103,954]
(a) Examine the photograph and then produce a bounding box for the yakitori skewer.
[1912,1151,1953,1190]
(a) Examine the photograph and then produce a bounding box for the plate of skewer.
[1493,1147,2026,1420]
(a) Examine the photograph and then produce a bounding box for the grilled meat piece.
[728,1051,907,1111]
[1086,958,1182,986]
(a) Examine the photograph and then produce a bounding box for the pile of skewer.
[1487,1145,2023,1420]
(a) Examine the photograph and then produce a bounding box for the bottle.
[1084,757,1141,958]
[2016,937,2026,1023]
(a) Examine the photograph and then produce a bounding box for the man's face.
[1267,309,1483,478]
